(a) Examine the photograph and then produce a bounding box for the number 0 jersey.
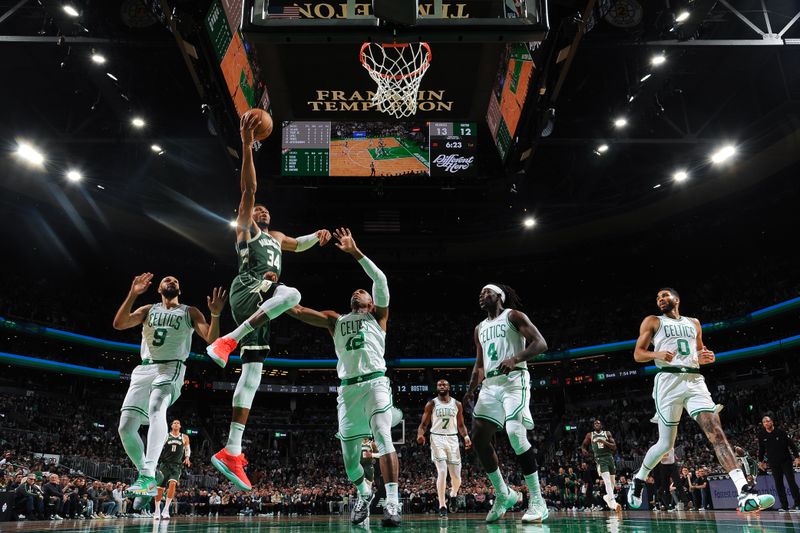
[333,311,386,380]
[478,308,526,375]
[430,396,458,436]
[652,315,699,369]
[140,303,194,362]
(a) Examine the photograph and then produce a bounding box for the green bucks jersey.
[234,227,282,292]
[333,312,386,380]
[478,308,526,375]
[431,397,458,436]
[652,315,699,369]
[160,432,186,464]
[140,303,193,362]
[591,431,613,459]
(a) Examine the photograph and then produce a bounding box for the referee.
[758,416,800,512]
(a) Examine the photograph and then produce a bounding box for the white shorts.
[120,361,186,424]
[430,434,461,465]
[473,370,534,431]
[335,376,393,441]
[651,371,721,426]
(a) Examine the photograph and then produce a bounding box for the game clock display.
[281,121,477,177]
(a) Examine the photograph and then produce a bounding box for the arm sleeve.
[185,443,191,458]
[294,233,319,252]
[357,256,389,307]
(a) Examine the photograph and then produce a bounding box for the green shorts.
[229,277,276,363]
[160,463,182,485]
[595,456,616,475]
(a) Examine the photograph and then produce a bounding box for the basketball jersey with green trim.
[591,431,613,459]
[478,308,526,375]
[160,433,185,464]
[333,312,386,380]
[140,303,193,362]
[235,227,282,290]
[652,315,699,369]
[431,397,458,436]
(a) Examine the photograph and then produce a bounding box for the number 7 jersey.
[140,303,194,362]
[333,311,386,380]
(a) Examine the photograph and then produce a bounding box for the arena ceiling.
[1,0,799,259]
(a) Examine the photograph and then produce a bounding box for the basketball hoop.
[360,42,432,118]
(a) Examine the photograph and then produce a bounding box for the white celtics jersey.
[431,397,459,436]
[478,308,526,375]
[333,311,386,380]
[652,315,699,369]
[140,303,194,362]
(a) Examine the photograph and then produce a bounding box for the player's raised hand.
[334,227,359,255]
[655,350,675,363]
[130,273,153,295]
[416,434,426,445]
[207,287,228,315]
[698,346,715,365]
[240,112,258,146]
[316,229,332,246]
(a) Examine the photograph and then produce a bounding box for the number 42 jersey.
[140,303,194,362]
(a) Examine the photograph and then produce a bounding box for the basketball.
[245,108,273,141]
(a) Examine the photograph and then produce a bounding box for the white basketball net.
[360,42,432,118]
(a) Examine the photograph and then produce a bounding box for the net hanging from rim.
[360,42,432,118]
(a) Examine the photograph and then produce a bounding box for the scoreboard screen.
[281,121,477,177]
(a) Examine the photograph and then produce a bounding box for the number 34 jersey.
[333,311,386,380]
[652,315,699,369]
[140,303,194,362]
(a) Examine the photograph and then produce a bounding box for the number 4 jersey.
[478,308,526,375]
[652,315,699,369]
[140,303,194,362]
[333,311,386,380]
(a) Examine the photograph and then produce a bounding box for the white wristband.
[294,233,319,252]
[211,313,221,318]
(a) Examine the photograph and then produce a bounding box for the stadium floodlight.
[651,54,666,66]
[523,217,536,228]
[640,74,652,83]
[15,141,45,166]
[131,117,145,128]
[613,117,627,128]
[597,144,609,153]
[66,170,83,182]
[229,220,238,228]
[673,170,688,182]
[676,11,690,22]
[150,144,162,152]
[106,73,118,81]
[91,53,106,64]
[63,5,79,17]
[711,145,736,164]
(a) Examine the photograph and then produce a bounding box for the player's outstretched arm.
[634,316,674,363]
[285,305,339,335]
[273,229,332,252]
[463,326,485,406]
[456,401,472,449]
[190,287,228,343]
[235,114,259,242]
[416,401,434,445]
[112,273,154,330]
[333,227,389,328]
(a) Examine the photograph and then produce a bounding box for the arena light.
[653,183,661,189]
[640,74,652,83]
[673,170,688,182]
[131,117,145,128]
[613,117,628,128]
[15,141,45,167]
[106,72,118,81]
[91,53,106,64]
[150,144,162,152]
[523,217,536,228]
[597,144,609,153]
[66,170,83,183]
[229,220,238,228]
[676,10,690,22]
[711,145,736,164]
[651,53,666,66]
[63,5,79,17]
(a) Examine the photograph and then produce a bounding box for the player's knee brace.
[506,419,532,455]
[370,410,395,455]
[233,362,263,408]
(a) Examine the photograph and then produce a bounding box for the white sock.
[729,468,747,494]
[227,321,254,342]
[226,422,246,455]
[487,469,509,496]
[601,471,615,499]
[356,479,372,498]
[385,482,399,505]
[524,472,542,502]
[164,499,172,513]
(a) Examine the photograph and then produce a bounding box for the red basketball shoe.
[211,448,251,491]
[206,337,237,368]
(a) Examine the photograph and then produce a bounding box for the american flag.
[267,3,301,18]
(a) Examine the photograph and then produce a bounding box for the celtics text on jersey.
[431,397,458,436]
[140,303,194,362]
[652,315,699,368]
[478,308,526,375]
[333,312,386,380]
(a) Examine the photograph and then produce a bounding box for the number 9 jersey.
[333,312,386,380]
[140,303,194,362]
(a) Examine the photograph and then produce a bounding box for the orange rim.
[360,42,432,81]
